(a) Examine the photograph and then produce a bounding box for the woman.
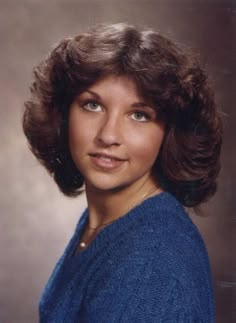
[23,23,222,322]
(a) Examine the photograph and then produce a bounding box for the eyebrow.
[81,90,152,109]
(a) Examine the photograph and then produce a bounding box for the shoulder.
[121,193,214,319]
[124,192,213,289]
[130,192,206,256]
[135,192,207,248]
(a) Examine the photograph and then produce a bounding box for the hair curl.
[22,23,222,208]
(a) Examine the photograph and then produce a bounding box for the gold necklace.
[79,185,159,250]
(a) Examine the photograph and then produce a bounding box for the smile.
[89,153,126,170]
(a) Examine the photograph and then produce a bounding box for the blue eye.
[131,111,150,122]
[82,101,102,111]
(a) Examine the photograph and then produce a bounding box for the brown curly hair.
[22,23,222,207]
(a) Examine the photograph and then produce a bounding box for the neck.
[85,175,162,229]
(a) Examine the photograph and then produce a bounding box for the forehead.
[83,74,144,101]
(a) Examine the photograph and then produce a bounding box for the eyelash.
[81,100,102,111]
[131,111,151,122]
[80,100,152,122]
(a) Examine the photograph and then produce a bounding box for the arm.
[79,258,211,323]
[120,269,207,323]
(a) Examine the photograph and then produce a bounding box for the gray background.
[0,0,235,322]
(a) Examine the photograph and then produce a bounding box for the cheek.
[69,108,94,143]
[69,121,90,157]
[129,128,165,164]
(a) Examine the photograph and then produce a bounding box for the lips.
[89,153,126,170]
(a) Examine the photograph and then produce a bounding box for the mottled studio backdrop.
[0,0,235,322]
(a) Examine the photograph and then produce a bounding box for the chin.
[85,181,126,193]
[84,173,135,193]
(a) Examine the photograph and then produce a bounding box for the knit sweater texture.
[39,192,215,322]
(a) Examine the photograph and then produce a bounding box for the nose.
[95,113,122,147]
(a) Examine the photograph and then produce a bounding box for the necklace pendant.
[80,242,86,248]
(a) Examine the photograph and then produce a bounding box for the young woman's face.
[69,75,165,193]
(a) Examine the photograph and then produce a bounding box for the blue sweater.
[39,192,215,322]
